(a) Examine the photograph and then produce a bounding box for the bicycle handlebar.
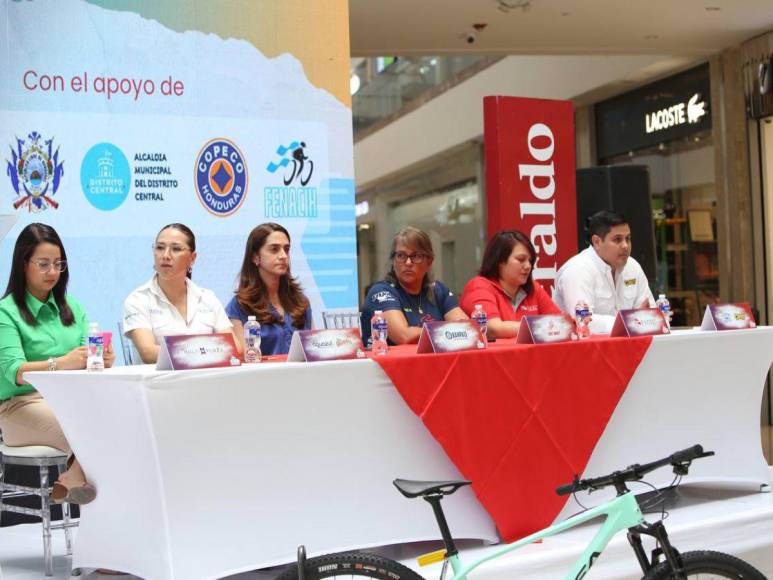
[556,444,714,496]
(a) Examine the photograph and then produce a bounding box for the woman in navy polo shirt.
[361,227,467,346]
[226,223,312,355]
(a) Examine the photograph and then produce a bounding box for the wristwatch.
[47,357,57,372]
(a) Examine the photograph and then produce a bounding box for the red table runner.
[375,336,652,541]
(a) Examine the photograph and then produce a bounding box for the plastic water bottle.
[371,310,389,356]
[471,304,488,347]
[244,315,262,363]
[575,300,592,339]
[86,322,104,372]
[656,294,672,329]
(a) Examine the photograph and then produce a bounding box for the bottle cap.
[89,321,99,330]
[374,310,383,315]
[247,315,256,321]
[474,304,482,309]
[658,294,666,299]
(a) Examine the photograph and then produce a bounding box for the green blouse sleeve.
[0,306,27,388]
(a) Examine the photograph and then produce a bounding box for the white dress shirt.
[123,276,232,343]
[553,246,655,334]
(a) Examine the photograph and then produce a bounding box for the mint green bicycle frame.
[445,491,644,580]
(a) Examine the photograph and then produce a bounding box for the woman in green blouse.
[0,223,115,504]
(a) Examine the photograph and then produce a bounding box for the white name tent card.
[156,333,240,370]
[288,328,365,362]
[610,308,670,338]
[516,314,576,344]
[701,303,757,331]
[416,320,485,354]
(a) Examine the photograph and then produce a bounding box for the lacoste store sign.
[645,93,707,134]
[595,64,711,160]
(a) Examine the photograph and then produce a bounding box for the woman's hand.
[57,346,88,370]
[104,343,116,368]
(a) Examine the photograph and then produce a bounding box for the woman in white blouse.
[122,223,234,363]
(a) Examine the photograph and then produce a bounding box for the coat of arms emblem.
[6,131,64,212]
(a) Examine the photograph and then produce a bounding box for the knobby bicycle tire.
[643,550,767,579]
[275,552,425,580]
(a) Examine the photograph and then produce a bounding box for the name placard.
[287,328,365,362]
[157,333,241,371]
[417,320,485,354]
[516,314,576,344]
[701,303,757,331]
[610,308,670,337]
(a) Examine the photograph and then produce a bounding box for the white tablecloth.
[26,327,773,579]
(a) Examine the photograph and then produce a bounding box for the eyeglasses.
[392,251,430,264]
[30,259,67,273]
[153,243,191,256]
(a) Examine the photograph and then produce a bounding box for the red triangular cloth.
[375,336,652,542]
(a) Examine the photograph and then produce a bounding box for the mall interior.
[3,1,773,579]
[350,1,773,462]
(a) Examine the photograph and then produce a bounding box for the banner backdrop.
[483,96,577,293]
[0,0,357,357]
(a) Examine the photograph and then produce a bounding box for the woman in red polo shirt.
[460,230,560,338]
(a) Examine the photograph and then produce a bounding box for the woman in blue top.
[226,223,312,355]
[361,226,467,346]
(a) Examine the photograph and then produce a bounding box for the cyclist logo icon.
[266,141,314,186]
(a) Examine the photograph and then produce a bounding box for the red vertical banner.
[484,96,577,293]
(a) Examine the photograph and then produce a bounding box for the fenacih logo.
[80,143,131,211]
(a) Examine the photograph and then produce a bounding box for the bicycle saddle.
[393,478,472,498]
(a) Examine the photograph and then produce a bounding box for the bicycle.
[277,445,767,580]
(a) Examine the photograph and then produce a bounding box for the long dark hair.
[235,223,309,328]
[157,223,196,279]
[479,230,536,295]
[384,226,437,306]
[3,223,75,326]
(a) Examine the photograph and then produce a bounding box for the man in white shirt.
[553,210,655,334]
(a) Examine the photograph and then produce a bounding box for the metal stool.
[0,438,77,576]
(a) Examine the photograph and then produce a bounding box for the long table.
[26,327,773,579]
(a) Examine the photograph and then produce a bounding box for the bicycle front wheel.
[643,550,766,579]
[275,552,426,580]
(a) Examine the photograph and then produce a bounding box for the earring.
[187,266,192,274]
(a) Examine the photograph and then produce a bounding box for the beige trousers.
[0,392,70,453]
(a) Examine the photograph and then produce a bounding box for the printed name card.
[288,328,365,362]
[157,333,241,371]
[417,320,485,354]
[610,308,670,338]
[516,314,576,344]
[701,303,757,331]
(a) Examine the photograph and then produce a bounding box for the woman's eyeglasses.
[392,251,429,264]
[30,259,67,273]
[153,243,190,256]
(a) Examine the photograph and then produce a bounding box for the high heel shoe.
[51,455,97,505]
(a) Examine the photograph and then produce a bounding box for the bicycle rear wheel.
[643,550,766,579]
[275,552,425,580]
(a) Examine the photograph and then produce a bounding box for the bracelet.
[47,357,57,372]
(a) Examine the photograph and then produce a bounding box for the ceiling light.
[350,73,361,95]
[495,0,531,14]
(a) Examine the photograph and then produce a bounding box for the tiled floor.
[3,425,772,579]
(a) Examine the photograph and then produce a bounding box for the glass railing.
[351,56,493,136]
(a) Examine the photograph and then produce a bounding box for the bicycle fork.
[627,521,686,579]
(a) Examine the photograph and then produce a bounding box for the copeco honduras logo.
[194,138,248,217]
[80,143,131,211]
[6,131,64,213]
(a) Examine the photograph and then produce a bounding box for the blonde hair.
[384,226,437,305]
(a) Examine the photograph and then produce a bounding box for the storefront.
[355,142,485,302]
[594,64,717,326]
